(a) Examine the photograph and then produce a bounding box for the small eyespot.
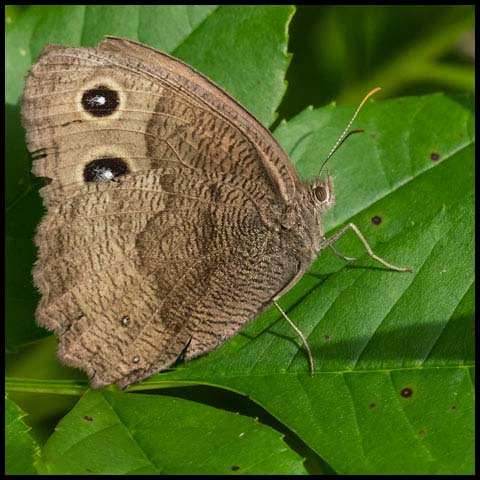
[81,86,119,117]
[132,356,140,364]
[314,185,328,202]
[121,316,130,327]
[84,158,129,182]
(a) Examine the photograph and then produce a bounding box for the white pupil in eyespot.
[92,95,106,106]
[92,166,114,181]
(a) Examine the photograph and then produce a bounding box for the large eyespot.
[314,185,328,202]
[81,86,119,117]
[84,158,129,182]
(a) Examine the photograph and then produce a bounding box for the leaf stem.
[6,377,88,396]
[4,376,202,395]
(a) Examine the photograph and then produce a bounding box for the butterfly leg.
[321,223,413,272]
[325,241,357,262]
[273,300,315,377]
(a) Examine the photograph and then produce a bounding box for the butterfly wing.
[22,37,300,206]
[117,200,299,388]
[21,38,305,387]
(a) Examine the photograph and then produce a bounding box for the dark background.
[278,5,473,121]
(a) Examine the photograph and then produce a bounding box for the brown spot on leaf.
[400,388,413,398]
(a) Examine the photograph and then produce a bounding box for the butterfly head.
[308,87,381,218]
[310,171,335,212]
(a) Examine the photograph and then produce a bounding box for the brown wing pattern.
[22,38,300,207]
[21,38,303,387]
[34,167,298,387]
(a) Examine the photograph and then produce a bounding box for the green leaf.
[173,5,294,126]
[5,5,293,350]
[5,396,40,475]
[138,93,474,474]
[37,390,306,475]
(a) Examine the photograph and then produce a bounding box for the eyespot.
[81,86,119,117]
[84,158,129,182]
[314,185,328,202]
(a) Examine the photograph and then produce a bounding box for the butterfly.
[22,37,410,388]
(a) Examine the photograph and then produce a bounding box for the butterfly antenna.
[318,87,381,176]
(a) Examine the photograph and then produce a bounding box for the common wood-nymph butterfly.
[22,37,411,388]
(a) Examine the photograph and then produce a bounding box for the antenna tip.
[366,87,382,98]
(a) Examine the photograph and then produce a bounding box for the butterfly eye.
[314,185,328,202]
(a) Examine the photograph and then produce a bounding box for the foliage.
[5,5,474,475]
[5,396,40,474]
[37,390,306,475]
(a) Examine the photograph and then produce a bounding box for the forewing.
[22,38,300,208]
